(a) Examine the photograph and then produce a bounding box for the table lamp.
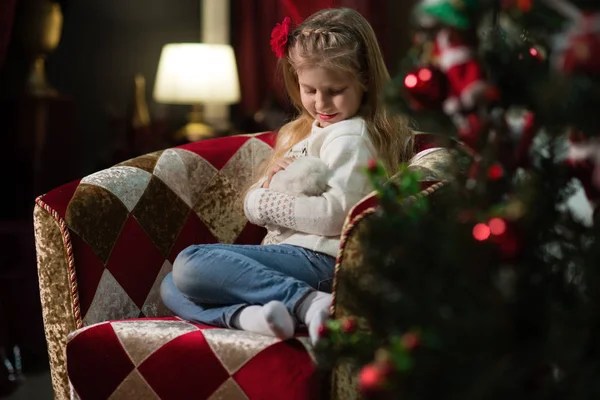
[153,43,241,141]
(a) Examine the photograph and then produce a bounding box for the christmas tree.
[316,0,600,399]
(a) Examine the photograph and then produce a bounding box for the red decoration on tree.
[518,0,533,12]
[427,28,499,149]
[489,218,507,236]
[544,0,600,76]
[434,29,492,113]
[404,65,448,110]
[502,0,533,12]
[557,13,600,75]
[358,364,387,394]
[401,332,421,350]
[317,323,329,338]
[565,129,600,210]
[488,163,504,180]
[525,46,545,62]
[473,223,491,241]
[342,318,357,333]
[367,159,378,172]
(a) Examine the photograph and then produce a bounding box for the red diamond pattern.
[105,215,166,309]
[66,320,318,400]
[234,340,317,400]
[182,135,253,170]
[255,131,278,147]
[138,330,230,400]
[167,211,217,264]
[234,223,266,245]
[69,232,106,318]
[67,322,135,400]
[39,179,81,217]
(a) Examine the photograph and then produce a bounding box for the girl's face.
[297,66,364,128]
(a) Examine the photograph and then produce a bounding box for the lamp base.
[175,105,215,142]
[175,121,215,142]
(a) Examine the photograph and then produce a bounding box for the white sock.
[295,291,332,345]
[232,301,295,339]
[263,301,296,339]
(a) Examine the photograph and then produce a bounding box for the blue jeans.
[160,244,336,328]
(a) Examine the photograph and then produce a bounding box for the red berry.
[342,318,357,333]
[317,323,329,338]
[367,159,378,171]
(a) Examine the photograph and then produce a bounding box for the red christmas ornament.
[488,163,504,180]
[359,363,389,394]
[404,65,448,110]
[489,218,507,236]
[341,318,357,333]
[473,223,491,241]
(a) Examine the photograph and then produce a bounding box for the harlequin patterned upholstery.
[33,131,457,400]
[34,133,276,399]
[66,318,319,400]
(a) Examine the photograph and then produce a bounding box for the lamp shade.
[153,43,240,105]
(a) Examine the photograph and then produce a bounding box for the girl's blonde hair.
[260,7,413,178]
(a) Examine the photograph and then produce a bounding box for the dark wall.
[385,0,417,76]
[47,0,201,174]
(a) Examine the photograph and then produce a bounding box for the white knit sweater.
[243,116,375,257]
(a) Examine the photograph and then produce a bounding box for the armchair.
[33,131,454,400]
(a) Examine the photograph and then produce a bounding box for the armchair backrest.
[34,133,275,331]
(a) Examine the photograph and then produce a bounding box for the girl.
[160,7,413,344]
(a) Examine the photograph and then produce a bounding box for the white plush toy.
[269,156,330,196]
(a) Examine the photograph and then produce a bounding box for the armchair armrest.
[33,132,274,400]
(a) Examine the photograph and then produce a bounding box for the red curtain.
[231,0,388,119]
[0,0,18,68]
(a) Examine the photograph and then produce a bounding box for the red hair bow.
[270,17,292,59]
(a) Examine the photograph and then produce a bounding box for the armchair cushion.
[66,318,318,400]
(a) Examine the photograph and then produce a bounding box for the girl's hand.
[262,158,294,188]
